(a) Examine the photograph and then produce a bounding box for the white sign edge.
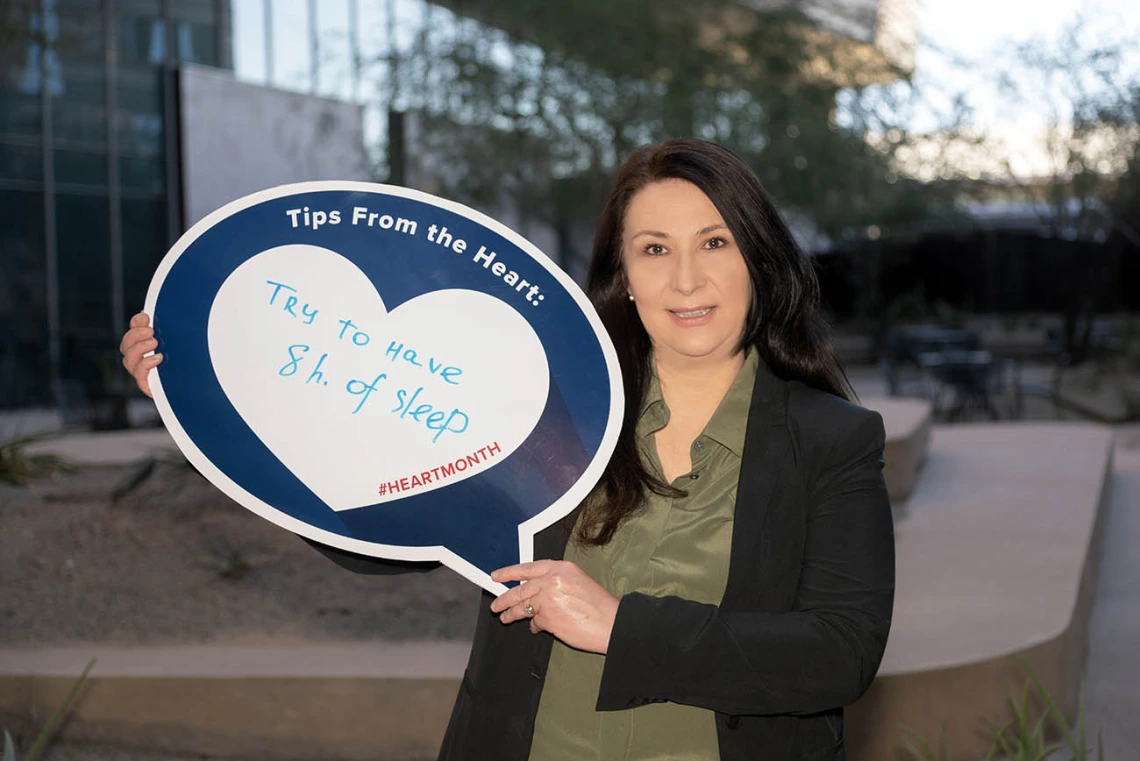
[142,180,625,596]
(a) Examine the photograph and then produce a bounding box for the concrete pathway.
[1084,424,1140,761]
[0,642,471,680]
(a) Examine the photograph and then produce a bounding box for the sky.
[903,0,1140,174]
[916,0,1138,61]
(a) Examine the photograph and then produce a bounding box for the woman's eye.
[644,243,667,256]
[705,236,728,250]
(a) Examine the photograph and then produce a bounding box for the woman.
[120,138,894,761]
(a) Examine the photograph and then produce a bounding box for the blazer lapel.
[533,505,582,561]
[722,355,793,608]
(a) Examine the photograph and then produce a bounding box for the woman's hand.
[490,560,619,654]
[119,312,163,398]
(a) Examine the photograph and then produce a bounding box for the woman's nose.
[671,250,704,294]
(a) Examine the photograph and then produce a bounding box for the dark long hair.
[577,138,854,545]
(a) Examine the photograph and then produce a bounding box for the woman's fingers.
[119,325,153,356]
[489,560,618,653]
[490,562,559,626]
[490,560,551,584]
[489,582,532,614]
[498,601,536,626]
[119,313,161,398]
[121,333,159,373]
[130,353,162,398]
[491,580,545,625]
[121,335,157,366]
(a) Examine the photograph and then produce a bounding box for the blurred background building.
[0,0,369,412]
[1,0,230,411]
[1,0,1137,420]
[0,0,919,411]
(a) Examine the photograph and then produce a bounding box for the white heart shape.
[208,244,550,510]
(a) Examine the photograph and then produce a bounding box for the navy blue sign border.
[145,182,623,594]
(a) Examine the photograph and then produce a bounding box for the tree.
[376,0,950,275]
[990,18,1140,362]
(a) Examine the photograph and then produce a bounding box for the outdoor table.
[881,325,981,397]
[891,326,980,360]
[917,349,1000,421]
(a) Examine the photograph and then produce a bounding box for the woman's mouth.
[668,306,716,325]
[671,307,713,318]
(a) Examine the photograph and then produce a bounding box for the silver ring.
[523,602,535,617]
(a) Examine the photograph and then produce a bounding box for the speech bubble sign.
[144,182,623,595]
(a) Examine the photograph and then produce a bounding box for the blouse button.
[693,440,705,452]
[689,473,699,481]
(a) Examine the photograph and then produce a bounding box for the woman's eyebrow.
[630,223,727,240]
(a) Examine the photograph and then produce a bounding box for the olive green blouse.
[528,349,758,761]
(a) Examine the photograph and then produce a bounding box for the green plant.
[985,680,1061,761]
[3,657,95,761]
[902,661,1105,761]
[1021,667,1104,761]
[0,436,71,486]
[901,723,955,761]
[202,542,254,581]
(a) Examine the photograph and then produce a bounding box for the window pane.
[53,4,107,150]
[0,141,43,182]
[0,189,48,408]
[231,0,268,83]
[116,67,163,150]
[54,146,107,185]
[315,0,353,99]
[176,19,217,65]
[0,3,42,142]
[172,0,217,65]
[56,192,113,390]
[55,1,104,64]
[172,0,216,25]
[116,66,165,193]
[121,197,167,314]
[121,16,166,65]
[271,0,312,91]
[0,88,43,139]
[120,154,165,193]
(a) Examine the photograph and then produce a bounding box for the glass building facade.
[0,0,230,409]
[0,0,418,410]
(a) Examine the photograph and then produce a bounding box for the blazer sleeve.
[302,537,442,575]
[596,410,894,717]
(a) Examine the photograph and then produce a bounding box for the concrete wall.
[178,65,371,228]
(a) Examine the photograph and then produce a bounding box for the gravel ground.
[36,744,252,761]
[1,461,481,646]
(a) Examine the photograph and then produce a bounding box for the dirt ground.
[0,461,481,646]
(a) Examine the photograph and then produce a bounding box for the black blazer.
[311,356,895,761]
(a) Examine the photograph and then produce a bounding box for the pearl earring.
[628,294,635,302]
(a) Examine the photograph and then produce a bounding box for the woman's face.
[622,179,752,366]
